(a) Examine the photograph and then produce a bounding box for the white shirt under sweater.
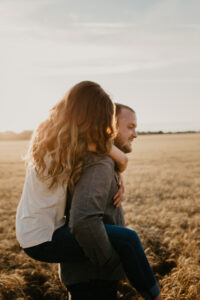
[16,165,67,248]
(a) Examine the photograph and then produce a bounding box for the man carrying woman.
[16,81,164,300]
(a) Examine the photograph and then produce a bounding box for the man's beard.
[114,134,132,153]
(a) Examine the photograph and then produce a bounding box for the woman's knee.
[105,225,142,248]
[124,228,141,244]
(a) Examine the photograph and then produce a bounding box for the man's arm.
[68,156,120,268]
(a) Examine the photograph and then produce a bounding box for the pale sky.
[1,0,200,132]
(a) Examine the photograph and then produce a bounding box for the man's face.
[114,109,137,153]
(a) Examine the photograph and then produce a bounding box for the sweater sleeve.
[68,156,120,269]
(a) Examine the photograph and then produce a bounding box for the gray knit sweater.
[60,152,126,285]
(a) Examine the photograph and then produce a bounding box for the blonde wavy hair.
[27,81,116,192]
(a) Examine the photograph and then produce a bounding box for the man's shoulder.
[73,152,115,190]
[83,152,114,170]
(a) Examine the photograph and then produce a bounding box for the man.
[114,103,137,153]
[60,104,162,300]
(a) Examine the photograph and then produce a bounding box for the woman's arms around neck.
[87,143,127,207]
[108,145,128,172]
[88,143,128,173]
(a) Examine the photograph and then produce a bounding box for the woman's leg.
[23,224,87,263]
[105,224,161,300]
[23,223,161,299]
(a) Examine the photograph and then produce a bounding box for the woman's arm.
[108,144,128,172]
[88,143,128,173]
[113,172,125,207]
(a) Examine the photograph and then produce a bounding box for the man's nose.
[132,129,137,138]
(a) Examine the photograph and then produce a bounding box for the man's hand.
[113,173,125,208]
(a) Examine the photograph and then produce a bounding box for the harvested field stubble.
[0,134,199,299]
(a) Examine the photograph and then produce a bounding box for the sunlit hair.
[27,81,116,192]
[115,103,135,116]
[115,103,135,128]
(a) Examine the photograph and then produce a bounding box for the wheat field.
[0,134,199,300]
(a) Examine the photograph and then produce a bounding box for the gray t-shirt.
[60,152,126,285]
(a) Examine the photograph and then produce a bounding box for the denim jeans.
[23,224,160,300]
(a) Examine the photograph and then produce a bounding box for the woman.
[16,81,163,300]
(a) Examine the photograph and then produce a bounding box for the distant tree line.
[138,130,199,135]
[0,130,199,141]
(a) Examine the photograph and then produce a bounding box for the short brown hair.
[115,103,135,117]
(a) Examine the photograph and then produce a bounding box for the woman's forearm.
[108,145,128,172]
[88,143,128,172]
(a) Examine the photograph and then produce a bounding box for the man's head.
[114,103,137,153]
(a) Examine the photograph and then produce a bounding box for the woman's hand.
[113,173,125,208]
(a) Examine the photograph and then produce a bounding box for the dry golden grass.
[0,134,199,299]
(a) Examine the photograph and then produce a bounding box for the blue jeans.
[23,224,160,300]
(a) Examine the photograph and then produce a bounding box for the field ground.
[0,134,199,299]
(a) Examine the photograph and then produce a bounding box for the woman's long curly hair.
[27,81,116,192]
